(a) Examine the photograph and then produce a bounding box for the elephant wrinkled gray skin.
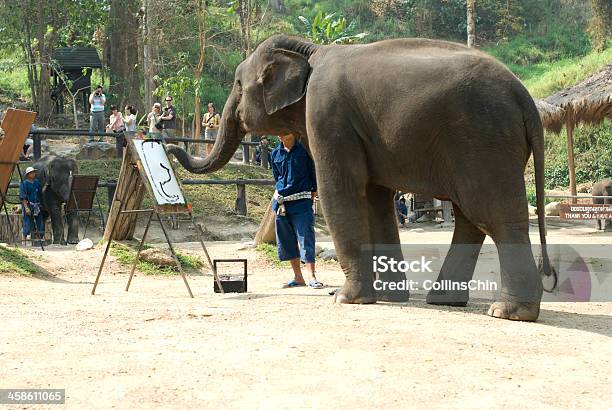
[166,35,555,321]
[592,178,612,231]
[34,155,79,245]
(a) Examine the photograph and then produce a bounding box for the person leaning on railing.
[203,102,220,155]
[147,103,164,140]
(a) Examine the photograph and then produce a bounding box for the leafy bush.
[0,246,39,275]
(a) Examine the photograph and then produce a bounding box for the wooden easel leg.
[155,212,194,298]
[125,210,154,292]
[189,212,224,293]
[91,205,124,295]
[1,198,17,246]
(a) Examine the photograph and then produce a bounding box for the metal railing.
[7,178,275,217]
[28,129,272,168]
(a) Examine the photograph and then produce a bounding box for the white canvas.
[133,139,186,205]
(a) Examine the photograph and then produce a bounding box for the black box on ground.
[213,259,247,293]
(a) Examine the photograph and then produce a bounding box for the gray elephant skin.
[592,178,612,230]
[167,35,555,321]
[34,155,79,245]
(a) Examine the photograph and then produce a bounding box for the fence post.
[115,133,124,158]
[33,133,41,160]
[242,143,250,164]
[442,201,453,223]
[106,180,117,209]
[235,180,247,215]
[261,147,269,169]
[251,144,258,163]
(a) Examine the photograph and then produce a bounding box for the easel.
[91,137,224,297]
[0,109,40,248]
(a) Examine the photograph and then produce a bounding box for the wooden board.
[102,138,189,242]
[0,109,37,209]
[127,138,189,214]
[559,203,612,220]
[102,147,147,241]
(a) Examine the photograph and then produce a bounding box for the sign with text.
[559,203,612,220]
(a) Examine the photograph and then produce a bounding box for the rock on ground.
[139,248,175,266]
[76,142,116,160]
[545,201,560,216]
[319,249,337,261]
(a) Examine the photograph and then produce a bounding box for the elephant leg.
[366,183,409,302]
[426,204,485,306]
[311,145,375,303]
[486,213,543,322]
[66,209,80,244]
[48,199,65,245]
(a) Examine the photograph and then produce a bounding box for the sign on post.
[559,203,612,220]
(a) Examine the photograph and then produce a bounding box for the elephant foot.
[426,287,468,307]
[334,280,376,304]
[67,238,80,245]
[487,301,540,321]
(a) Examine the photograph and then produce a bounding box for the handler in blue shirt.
[271,134,323,289]
[19,166,45,243]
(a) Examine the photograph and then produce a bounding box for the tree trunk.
[466,0,476,48]
[109,0,141,109]
[193,0,207,156]
[36,5,56,122]
[269,0,285,12]
[141,0,159,112]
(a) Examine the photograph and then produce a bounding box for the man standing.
[20,167,45,245]
[160,95,177,139]
[271,134,323,289]
[202,102,220,155]
[88,85,106,141]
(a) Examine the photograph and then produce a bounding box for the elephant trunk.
[166,93,243,174]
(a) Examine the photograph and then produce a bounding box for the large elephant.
[34,155,79,245]
[167,35,554,321]
[592,178,612,231]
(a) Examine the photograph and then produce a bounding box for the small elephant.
[33,155,79,244]
[167,35,554,321]
[592,178,612,231]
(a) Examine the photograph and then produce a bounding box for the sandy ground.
[1,221,611,409]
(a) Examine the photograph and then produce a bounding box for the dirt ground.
[1,221,611,409]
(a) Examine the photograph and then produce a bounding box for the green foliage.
[256,243,288,267]
[0,246,39,275]
[110,242,203,276]
[544,120,612,189]
[297,11,367,44]
[520,46,612,98]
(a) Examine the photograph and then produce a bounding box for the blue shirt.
[271,141,317,215]
[19,179,42,204]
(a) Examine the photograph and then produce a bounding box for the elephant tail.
[524,93,558,292]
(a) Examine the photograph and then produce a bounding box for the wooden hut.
[536,64,612,202]
[50,47,103,114]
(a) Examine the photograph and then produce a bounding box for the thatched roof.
[535,99,565,133]
[543,63,612,131]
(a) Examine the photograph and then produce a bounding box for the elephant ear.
[261,48,311,116]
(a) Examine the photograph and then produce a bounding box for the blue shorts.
[22,208,45,237]
[275,210,315,263]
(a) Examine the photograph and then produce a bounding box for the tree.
[298,11,367,45]
[588,0,612,51]
[108,0,141,111]
[466,0,475,47]
[193,0,207,154]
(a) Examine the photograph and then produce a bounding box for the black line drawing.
[140,140,182,204]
